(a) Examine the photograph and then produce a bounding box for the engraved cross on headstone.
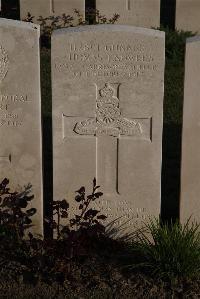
[63,83,151,195]
[0,154,11,163]
[50,0,55,14]
[126,0,131,11]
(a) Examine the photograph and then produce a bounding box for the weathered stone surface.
[176,0,200,33]
[20,0,85,24]
[180,36,200,224]
[96,0,160,28]
[52,25,165,230]
[0,18,43,235]
[53,0,85,19]
[20,0,50,20]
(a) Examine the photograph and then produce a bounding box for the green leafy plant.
[85,8,120,25]
[0,178,36,243]
[0,178,38,282]
[162,26,195,65]
[70,177,106,231]
[0,177,107,284]
[47,178,107,275]
[23,9,120,47]
[52,178,106,243]
[128,218,200,281]
[23,12,74,47]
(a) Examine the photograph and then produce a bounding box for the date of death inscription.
[0,94,30,127]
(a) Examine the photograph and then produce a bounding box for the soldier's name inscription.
[54,42,159,80]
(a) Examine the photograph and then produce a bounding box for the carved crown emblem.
[99,83,114,98]
[74,82,143,138]
[0,45,9,83]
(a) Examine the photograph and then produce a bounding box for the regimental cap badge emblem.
[74,83,143,137]
[0,45,9,84]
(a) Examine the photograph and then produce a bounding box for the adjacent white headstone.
[176,0,200,33]
[181,36,200,224]
[53,0,85,18]
[20,0,85,24]
[52,25,165,230]
[96,0,160,28]
[0,18,43,235]
[20,0,50,20]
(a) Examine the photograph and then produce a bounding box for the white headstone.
[176,0,200,33]
[52,25,165,230]
[0,18,43,235]
[96,0,160,28]
[20,0,50,20]
[181,36,200,223]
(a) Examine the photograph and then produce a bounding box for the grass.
[127,219,200,281]
[2,217,200,297]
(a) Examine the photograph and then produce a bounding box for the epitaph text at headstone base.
[20,0,85,24]
[181,36,200,224]
[0,18,43,235]
[96,0,160,28]
[52,25,165,231]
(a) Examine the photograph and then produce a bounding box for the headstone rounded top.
[52,24,165,38]
[0,17,40,31]
[187,36,200,44]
